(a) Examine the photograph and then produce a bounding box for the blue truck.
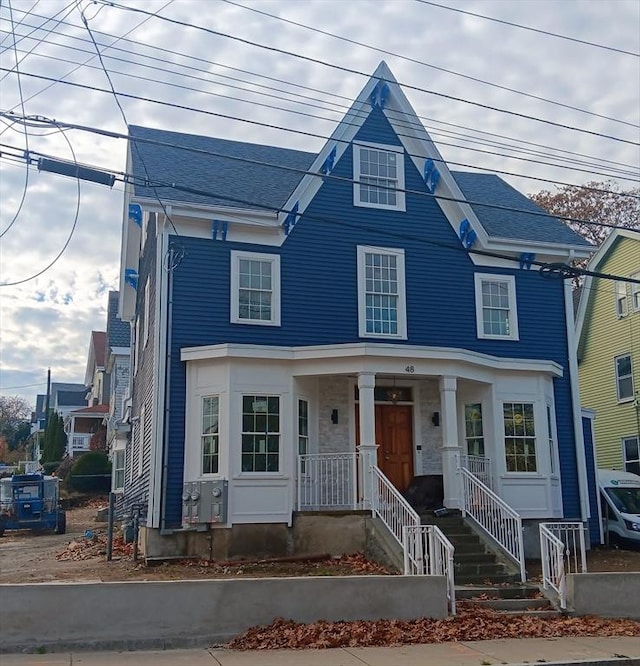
[0,473,66,536]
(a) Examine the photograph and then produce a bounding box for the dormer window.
[353,142,405,211]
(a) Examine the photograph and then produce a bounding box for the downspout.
[564,278,589,522]
[160,243,174,533]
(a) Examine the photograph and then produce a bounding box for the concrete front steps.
[419,510,520,585]
[456,584,561,617]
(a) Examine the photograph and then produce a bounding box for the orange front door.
[375,404,414,492]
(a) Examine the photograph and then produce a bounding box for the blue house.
[117,62,598,563]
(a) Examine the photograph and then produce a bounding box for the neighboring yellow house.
[576,229,640,475]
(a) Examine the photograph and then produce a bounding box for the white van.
[598,469,640,548]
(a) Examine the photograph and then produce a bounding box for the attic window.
[353,143,405,211]
[615,281,628,317]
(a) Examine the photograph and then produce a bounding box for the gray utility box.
[182,480,228,526]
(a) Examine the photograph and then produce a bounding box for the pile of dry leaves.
[56,532,133,561]
[229,603,640,650]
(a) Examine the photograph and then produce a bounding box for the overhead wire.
[91,0,639,146]
[2,69,639,189]
[415,0,640,58]
[0,119,81,286]
[3,5,638,176]
[3,32,638,182]
[0,0,30,240]
[221,0,638,129]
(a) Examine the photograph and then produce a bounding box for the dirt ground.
[1,501,639,584]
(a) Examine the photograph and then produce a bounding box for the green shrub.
[67,451,111,493]
[42,462,61,475]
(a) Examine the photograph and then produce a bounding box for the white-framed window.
[113,449,125,491]
[464,403,485,457]
[615,281,628,317]
[631,273,640,312]
[475,273,519,340]
[615,353,634,401]
[546,404,557,475]
[353,142,405,211]
[357,245,407,339]
[623,436,640,476]
[231,251,281,326]
[133,317,140,375]
[298,398,309,473]
[241,395,280,472]
[503,402,537,472]
[201,395,220,475]
[143,278,150,346]
[137,405,145,477]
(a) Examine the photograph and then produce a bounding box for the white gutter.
[564,279,589,522]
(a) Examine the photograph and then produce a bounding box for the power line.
[4,32,638,182]
[2,69,639,189]
[93,0,639,147]
[221,0,638,129]
[4,6,638,175]
[415,0,640,58]
[0,381,47,391]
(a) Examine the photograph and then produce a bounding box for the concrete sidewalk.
[1,636,639,666]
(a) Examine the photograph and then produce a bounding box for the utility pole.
[44,367,51,429]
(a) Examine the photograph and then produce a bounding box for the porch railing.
[371,465,421,548]
[460,466,526,582]
[404,524,456,615]
[297,453,358,510]
[539,522,587,610]
[460,454,492,489]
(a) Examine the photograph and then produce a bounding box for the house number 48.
[405,365,415,373]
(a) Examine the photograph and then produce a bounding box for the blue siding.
[163,109,580,526]
[582,415,602,545]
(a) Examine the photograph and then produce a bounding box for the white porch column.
[440,375,462,509]
[357,372,377,509]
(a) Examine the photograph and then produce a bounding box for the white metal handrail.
[297,453,358,510]
[460,466,526,581]
[371,465,421,548]
[404,524,456,615]
[539,522,587,610]
[460,454,492,489]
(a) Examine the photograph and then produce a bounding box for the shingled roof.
[128,125,590,248]
[106,290,130,349]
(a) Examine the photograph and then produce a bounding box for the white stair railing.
[297,453,358,510]
[539,522,587,610]
[460,466,526,582]
[371,465,421,547]
[460,455,492,489]
[404,524,456,615]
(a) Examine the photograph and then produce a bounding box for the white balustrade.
[460,466,526,581]
[404,524,456,615]
[297,453,358,510]
[539,522,587,610]
[460,455,492,489]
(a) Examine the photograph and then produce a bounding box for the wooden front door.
[375,404,414,492]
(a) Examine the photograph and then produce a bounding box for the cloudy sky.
[1,0,639,408]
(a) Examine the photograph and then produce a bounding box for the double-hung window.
[464,403,485,457]
[357,246,407,339]
[231,251,281,326]
[623,436,640,476]
[631,273,640,312]
[298,399,309,473]
[475,274,519,340]
[353,143,405,211]
[241,395,280,472]
[201,396,220,475]
[615,281,628,317]
[615,353,634,401]
[504,402,537,472]
[113,449,125,491]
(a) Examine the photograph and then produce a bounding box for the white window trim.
[113,448,125,492]
[143,278,150,346]
[230,251,281,326]
[615,353,634,403]
[631,273,640,312]
[474,273,519,341]
[239,394,281,475]
[357,245,407,340]
[615,281,628,318]
[353,141,406,212]
[622,435,640,474]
